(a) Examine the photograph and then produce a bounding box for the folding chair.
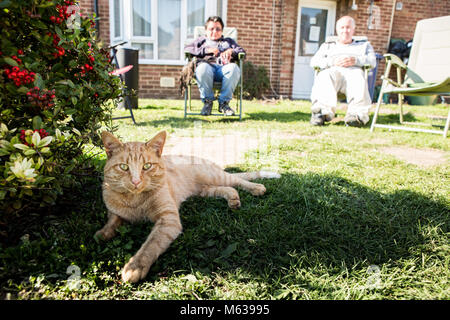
[109,41,137,124]
[184,26,245,120]
[370,15,450,137]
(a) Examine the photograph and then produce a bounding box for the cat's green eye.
[143,163,153,170]
[119,163,129,171]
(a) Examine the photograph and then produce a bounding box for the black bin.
[116,47,139,109]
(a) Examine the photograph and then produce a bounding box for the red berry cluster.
[50,1,76,24]
[26,87,56,109]
[4,66,36,87]
[20,129,49,147]
[46,32,65,58]
[10,54,22,65]
[74,63,94,79]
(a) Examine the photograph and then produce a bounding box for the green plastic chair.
[370,15,450,137]
[184,26,245,120]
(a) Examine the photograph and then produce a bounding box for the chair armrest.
[238,52,245,60]
[384,54,407,70]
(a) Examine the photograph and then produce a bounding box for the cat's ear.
[146,131,166,157]
[101,131,123,158]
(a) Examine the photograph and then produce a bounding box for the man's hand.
[334,56,357,67]
[219,48,233,64]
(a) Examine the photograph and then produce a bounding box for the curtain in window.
[187,0,205,38]
[133,0,151,37]
[158,0,181,60]
[114,0,121,38]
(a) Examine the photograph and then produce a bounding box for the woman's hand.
[220,48,233,64]
[206,47,220,56]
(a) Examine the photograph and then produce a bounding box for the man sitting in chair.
[310,16,376,127]
[184,16,245,116]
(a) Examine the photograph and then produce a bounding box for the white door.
[292,0,336,99]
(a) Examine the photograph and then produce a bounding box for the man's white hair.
[336,16,356,29]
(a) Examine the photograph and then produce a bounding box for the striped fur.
[96,131,280,283]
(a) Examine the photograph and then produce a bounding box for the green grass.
[1,99,449,300]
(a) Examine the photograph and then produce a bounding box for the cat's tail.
[232,171,281,181]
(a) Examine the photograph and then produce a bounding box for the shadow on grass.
[245,111,311,123]
[136,116,245,128]
[164,172,448,278]
[1,171,447,295]
[371,112,418,125]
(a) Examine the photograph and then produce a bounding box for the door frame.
[292,0,336,99]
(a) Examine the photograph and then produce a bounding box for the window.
[111,0,123,41]
[109,0,227,65]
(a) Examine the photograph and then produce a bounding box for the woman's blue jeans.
[195,62,241,104]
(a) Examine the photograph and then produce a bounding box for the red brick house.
[78,0,450,100]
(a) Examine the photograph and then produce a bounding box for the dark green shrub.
[242,61,270,99]
[0,0,122,215]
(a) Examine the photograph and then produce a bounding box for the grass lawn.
[1,98,449,300]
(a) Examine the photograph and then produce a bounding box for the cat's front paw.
[122,256,150,283]
[94,228,116,241]
[228,198,241,209]
[250,184,266,196]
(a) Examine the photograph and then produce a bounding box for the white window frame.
[109,0,227,65]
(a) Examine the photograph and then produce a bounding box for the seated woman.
[184,16,245,116]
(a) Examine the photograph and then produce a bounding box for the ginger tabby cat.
[95,131,280,283]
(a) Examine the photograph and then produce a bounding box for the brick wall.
[78,0,450,99]
[391,0,450,40]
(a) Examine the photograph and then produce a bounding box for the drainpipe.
[94,0,100,36]
[386,0,396,51]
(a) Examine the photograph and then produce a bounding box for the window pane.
[158,0,181,60]
[114,0,121,38]
[299,7,328,56]
[187,0,205,38]
[133,0,151,37]
[132,43,154,60]
[216,0,222,18]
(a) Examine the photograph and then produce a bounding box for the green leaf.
[13,200,22,209]
[220,242,238,258]
[67,80,75,88]
[32,131,41,147]
[17,86,29,94]
[0,0,12,9]
[38,136,53,147]
[34,74,44,89]
[24,149,37,156]
[71,96,78,105]
[13,143,30,151]
[66,108,77,115]
[32,116,43,130]
[3,57,18,67]
[52,63,64,73]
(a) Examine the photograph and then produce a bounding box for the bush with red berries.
[0,0,123,216]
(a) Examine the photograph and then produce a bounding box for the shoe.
[321,111,335,122]
[200,100,213,116]
[310,112,324,126]
[344,114,366,127]
[219,101,235,116]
